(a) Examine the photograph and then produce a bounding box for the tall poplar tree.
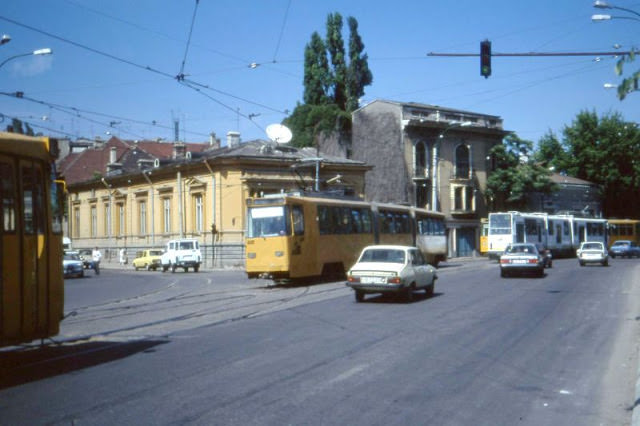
[326,13,347,110]
[303,32,331,105]
[346,16,373,113]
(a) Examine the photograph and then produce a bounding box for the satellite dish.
[266,124,292,144]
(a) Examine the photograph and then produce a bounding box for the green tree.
[287,13,372,148]
[326,13,347,110]
[345,16,373,113]
[6,118,34,135]
[486,133,555,211]
[302,32,331,105]
[533,131,568,173]
[615,48,639,100]
[561,110,640,217]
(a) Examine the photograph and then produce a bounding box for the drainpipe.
[177,170,183,238]
[142,171,155,245]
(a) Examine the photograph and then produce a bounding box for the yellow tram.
[0,132,65,347]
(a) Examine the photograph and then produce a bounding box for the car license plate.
[512,259,527,264]
[361,276,387,284]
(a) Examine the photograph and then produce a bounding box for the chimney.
[209,132,221,148]
[106,147,122,175]
[226,131,240,148]
[173,142,186,159]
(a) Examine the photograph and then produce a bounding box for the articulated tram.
[487,211,608,259]
[245,194,446,282]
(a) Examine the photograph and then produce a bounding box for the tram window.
[0,162,16,232]
[292,205,304,235]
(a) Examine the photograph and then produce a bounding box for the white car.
[577,241,609,266]
[346,245,437,303]
[63,252,84,278]
[161,239,202,272]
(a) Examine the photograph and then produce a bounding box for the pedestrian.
[119,248,126,265]
[92,247,102,275]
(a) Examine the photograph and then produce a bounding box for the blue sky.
[1,0,638,146]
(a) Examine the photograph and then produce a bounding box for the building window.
[451,185,475,212]
[139,200,147,235]
[117,203,125,236]
[193,194,203,233]
[414,141,428,177]
[74,207,80,239]
[104,202,111,236]
[91,205,97,237]
[163,197,171,234]
[455,144,470,179]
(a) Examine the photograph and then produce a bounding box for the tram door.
[19,160,49,339]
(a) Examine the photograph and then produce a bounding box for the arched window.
[455,144,470,179]
[415,141,428,177]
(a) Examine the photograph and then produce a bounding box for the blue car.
[609,240,640,258]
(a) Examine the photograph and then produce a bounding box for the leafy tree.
[486,133,555,211]
[345,16,373,113]
[326,13,347,110]
[560,110,640,217]
[303,32,331,105]
[615,48,639,100]
[533,131,568,173]
[288,13,372,148]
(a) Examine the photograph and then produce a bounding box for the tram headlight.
[274,251,284,257]
[247,252,256,259]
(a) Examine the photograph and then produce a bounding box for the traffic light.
[480,40,491,78]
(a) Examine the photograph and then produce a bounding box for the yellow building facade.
[65,140,370,266]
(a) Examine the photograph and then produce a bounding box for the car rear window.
[360,249,405,263]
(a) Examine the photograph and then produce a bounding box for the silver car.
[499,243,544,278]
[63,253,84,278]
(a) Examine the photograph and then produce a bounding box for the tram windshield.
[247,205,290,238]
[489,213,512,235]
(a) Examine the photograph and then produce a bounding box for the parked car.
[78,248,94,269]
[577,241,609,266]
[499,243,545,278]
[132,249,164,271]
[609,240,640,258]
[346,245,437,303]
[534,243,553,268]
[63,252,84,278]
[161,239,202,272]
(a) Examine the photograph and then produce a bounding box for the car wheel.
[579,261,585,266]
[80,270,84,278]
[194,265,199,272]
[171,263,176,273]
[602,259,609,266]
[537,268,544,278]
[355,290,364,303]
[145,264,151,271]
[425,283,434,297]
[405,286,414,303]
[500,269,507,278]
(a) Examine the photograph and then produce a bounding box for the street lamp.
[592,13,640,22]
[0,47,52,70]
[431,121,472,211]
[594,1,640,17]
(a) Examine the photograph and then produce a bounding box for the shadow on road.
[0,339,168,390]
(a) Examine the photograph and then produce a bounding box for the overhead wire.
[272,0,292,63]
[177,0,201,80]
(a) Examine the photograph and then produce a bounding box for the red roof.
[59,136,209,185]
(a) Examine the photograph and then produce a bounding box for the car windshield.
[612,241,629,247]
[64,254,80,261]
[582,243,602,250]
[149,250,164,256]
[359,249,406,264]
[505,245,536,254]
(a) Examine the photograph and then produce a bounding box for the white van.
[161,239,202,272]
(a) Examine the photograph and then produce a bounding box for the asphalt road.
[1,257,639,425]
